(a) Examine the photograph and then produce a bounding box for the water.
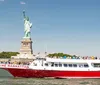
[0,69,12,77]
[0,78,100,85]
[0,69,100,85]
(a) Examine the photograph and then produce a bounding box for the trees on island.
[0,52,76,59]
[0,52,19,58]
[47,53,75,58]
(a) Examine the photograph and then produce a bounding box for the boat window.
[51,62,54,67]
[73,64,77,67]
[84,64,89,67]
[34,64,37,66]
[45,63,48,66]
[64,64,67,67]
[92,63,100,67]
[68,64,72,67]
[59,63,62,67]
[79,64,83,67]
[55,64,58,67]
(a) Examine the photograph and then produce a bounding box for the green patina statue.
[23,10,32,38]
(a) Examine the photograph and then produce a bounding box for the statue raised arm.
[23,10,26,18]
[23,11,32,38]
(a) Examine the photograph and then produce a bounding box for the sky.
[0,0,100,56]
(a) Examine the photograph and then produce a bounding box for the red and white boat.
[0,56,100,78]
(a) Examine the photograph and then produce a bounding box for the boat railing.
[47,56,100,60]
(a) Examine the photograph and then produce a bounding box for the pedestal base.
[20,38,33,54]
[11,38,34,59]
[11,54,35,59]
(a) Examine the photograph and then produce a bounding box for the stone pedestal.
[20,38,33,54]
[11,38,34,59]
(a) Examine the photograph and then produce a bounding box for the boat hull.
[3,68,100,78]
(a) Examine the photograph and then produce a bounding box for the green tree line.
[47,53,75,58]
[0,52,76,58]
[0,52,19,58]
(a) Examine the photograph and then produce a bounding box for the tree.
[47,53,74,58]
[0,52,19,58]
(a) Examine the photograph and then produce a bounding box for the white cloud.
[0,0,4,1]
[20,1,26,5]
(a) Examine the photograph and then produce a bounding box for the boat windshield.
[91,63,100,67]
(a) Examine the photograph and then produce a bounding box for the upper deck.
[28,57,100,71]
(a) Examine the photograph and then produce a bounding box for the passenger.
[19,62,21,65]
[91,56,94,60]
[77,57,80,59]
[83,56,85,59]
[88,56,90,59]
[95,57,97,59]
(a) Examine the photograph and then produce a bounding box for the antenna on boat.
[44,43,47,57]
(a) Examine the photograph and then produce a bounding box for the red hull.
[3,68,100,78]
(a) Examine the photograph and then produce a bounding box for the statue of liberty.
[23,11,32,38]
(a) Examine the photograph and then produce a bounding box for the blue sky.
[0,0,100,56]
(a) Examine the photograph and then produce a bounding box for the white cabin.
[29,57,100,71]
